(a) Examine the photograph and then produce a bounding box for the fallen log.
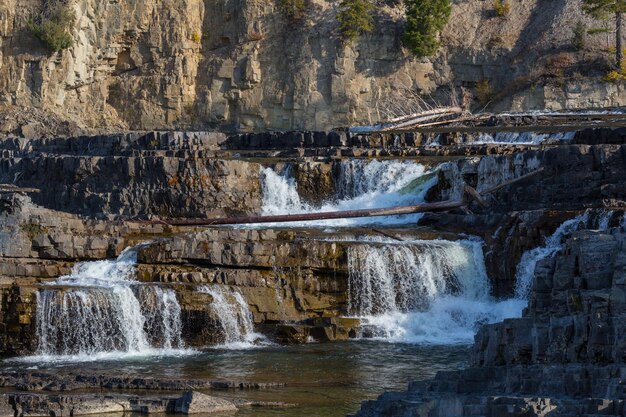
[380,107,463,131]
[136,168,544,227]
[0,184,40,193]
[155,199,465,226]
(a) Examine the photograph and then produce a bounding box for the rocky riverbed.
[1,126,626,416]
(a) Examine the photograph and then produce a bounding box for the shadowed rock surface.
[353,228,626,416]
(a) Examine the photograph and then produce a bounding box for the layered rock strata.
[354,228,626,417]
[0,0,624,133]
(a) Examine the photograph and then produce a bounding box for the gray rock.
[173,391,237,414]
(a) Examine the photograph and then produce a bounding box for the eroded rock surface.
[354,228,626,417]
[0,0,624,134]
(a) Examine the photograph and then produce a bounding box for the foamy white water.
[260,160,437,227]
[513,210,614,299]
[28,245,189,361]
[475,131,575,145]
[200,286,268,349]
[348,238,524,345]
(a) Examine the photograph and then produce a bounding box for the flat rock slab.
[1,391,238,416]
[174,391,237,414]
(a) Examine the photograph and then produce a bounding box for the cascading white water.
[33,246,186,360]
[475,131,575,145]
[514,210,615,299]
[200,286,266,348]
[347,240,490,316]
[260,160,437,227]
[348,238,524,344]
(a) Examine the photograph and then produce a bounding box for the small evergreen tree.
[28,3,76,53]
[493,0,511,17]
[572,20,586,50]
[403,0,451,57]
[281,0,307,21]
[336,0,374,41]
[582,0,626,67]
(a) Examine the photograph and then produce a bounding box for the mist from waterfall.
[347,238,525,345]
[260,160,437,227]
[26,246,189,362]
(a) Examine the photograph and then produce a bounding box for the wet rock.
[173,391,237,414]
[353,229,626,417]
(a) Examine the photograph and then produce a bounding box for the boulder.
[173,391,237,414]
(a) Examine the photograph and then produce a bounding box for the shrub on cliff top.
[572,20,586,50]
[28,4,76,53]
[337,0,374,41]
[493,0,510,17]
[281,0,308,20]
[403,0,451,57]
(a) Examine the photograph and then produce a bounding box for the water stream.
[260,160,525,344]
[30,246,188,362]
[199,285,267,348]
[260,160,437,227]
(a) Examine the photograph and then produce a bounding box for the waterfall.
[514,210,615,299]
[475,131,575,145]
[347,240,489,316]
[200,286,266,348]
[259,159,437,227]
[348,238,524,345]
[33,245,186,360]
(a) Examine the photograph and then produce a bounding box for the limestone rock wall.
[0,133,262,218]
[1,0,624,134]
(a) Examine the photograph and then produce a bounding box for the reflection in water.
[3,342,468,417]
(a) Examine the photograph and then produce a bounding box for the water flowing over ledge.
[260,160,437,227]
[198,285,269,349]
[345,238,525,345]
[17,246,191,363]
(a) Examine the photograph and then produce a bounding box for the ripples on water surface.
[3,342,468,417]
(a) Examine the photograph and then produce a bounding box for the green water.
[3,341,469,417]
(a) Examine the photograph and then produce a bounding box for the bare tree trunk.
[617,12,623,69]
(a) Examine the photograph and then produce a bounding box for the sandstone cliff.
[0,0,624,135]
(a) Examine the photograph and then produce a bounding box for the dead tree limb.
[133,168,545,227]
[0,185,40,193]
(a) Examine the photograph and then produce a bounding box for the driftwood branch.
[134,168,545,227]
[0,184,40,193]
[380,107,463,131]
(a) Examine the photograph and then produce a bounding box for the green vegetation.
[475,79,493,106]
[20,222,47,240]
[587,27,612,35]
[336,0,374,41]
[572,20,586,50]
[281,0,308,20]
[493,0,510,17]
[604,69,623,81]
[582,0,626,67]
[27,3,76,53]
[403,0,451,57]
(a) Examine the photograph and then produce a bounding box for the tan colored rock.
[173,391,237,414]
[1,0,623,134]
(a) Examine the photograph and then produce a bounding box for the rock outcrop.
[0,0,624,134]
[354,227,626,417]
[0,390,248,416]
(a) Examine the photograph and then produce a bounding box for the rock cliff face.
[1,0,624,134]
[354,227,626,417]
